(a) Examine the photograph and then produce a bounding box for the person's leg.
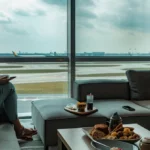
[0,82,36,139]
[0,82,18,122]
[0,111,10,124]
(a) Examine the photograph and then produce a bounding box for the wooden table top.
[57,124,150,150]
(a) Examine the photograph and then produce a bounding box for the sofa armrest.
[73,79,130,102]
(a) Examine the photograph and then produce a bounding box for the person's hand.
[0,78,9,84]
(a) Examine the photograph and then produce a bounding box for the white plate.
[82,127,141,144]
[91,139,140,150]
[82,127,95,141]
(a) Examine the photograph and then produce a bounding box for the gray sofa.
[32,70,150,149]
[73,79,150,129]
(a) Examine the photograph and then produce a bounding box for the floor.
[20,119,58,150]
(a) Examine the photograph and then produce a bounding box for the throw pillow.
[126,70,150,100]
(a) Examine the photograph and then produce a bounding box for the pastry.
[123,127,134,131]
[90,128,106,140]
[77,102,86,112]
[119,136,128,140]
[90,123,140,141]
[103,135,117,140]
[90,124,108,140]
[112,123,123,132]
[111,132,118,136]
[123,128,131,133]
[94,124,109,134]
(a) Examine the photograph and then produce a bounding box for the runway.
[1,61,150,84]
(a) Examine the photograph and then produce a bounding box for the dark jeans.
[0,112,11,123]
[0,82,18,122]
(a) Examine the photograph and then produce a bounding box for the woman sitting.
[0,78,37,140]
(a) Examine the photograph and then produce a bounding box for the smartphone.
[7,76,16,81]
[1,76,16,81]
[122,106,135,111]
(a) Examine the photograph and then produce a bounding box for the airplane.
[12,51,46,57]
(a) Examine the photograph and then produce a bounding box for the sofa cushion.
[94,99,150,117]
[0,124,20,150]
[74,80,130,101]
[133,100,150,109]
[126,70,150,100]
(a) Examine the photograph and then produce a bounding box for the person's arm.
[0,75,9,79]
[0,78,9,84]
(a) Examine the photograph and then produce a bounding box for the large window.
[75,0,150,81]
[76,0,150,56]
[1,0,150,115]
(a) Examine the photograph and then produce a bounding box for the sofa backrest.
[126,70,150,100]
[73,79,130,102]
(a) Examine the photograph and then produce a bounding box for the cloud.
[14,9,30,16]
[76,8,97,19]
[3,25,28,35]
[77,21,94,29]
[42,0,67,6]
[114,11,150,32]
[41,0,96,28]
[76,0,95,6]
[42,0,94,7]
[14,8,46,16]
[94,0,150,32]
[35,9,46,16]
[126,0,141,9]
[0,12,12,24]
[76,0,97,29]
[117,0,150,32]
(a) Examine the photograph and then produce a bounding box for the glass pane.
[0,0,68,115]
[76,61,150,80]
[0,62,68,114]
[0,0,67,56]
[76,0,150,56]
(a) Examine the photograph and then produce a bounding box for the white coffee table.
[57,124,150,150]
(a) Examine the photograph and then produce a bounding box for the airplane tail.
[12,51,18,57]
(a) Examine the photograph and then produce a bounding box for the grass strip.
[0,66,23,68]
[14,73,125,94]
[15,81,68,94]
[60,65,120,67]
[76,73,125,77]
[0,69,67,74]
[122,68,150,71]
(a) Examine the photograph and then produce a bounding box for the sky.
[0,0,150,53]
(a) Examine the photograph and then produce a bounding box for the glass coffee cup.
[86,93,94,110]
[139,137,150,150]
